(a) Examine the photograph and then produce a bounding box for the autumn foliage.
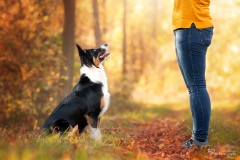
[0,0,65,123]
[0,0,240,159]
[1,0,240,123]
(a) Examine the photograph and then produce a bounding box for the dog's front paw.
[89,127,101,141]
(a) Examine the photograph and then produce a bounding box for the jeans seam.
[175,34,187,86]
[189,27,205,124]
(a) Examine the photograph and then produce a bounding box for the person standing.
[172,0,214,148]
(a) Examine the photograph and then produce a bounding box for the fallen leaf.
[159,143,165,149]
[66,125,79,142]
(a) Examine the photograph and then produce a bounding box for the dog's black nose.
[100,44,108,50]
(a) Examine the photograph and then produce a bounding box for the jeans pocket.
[200,27,213,47]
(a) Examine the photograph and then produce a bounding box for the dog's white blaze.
[80,65,110,117]
[89,126,101,141]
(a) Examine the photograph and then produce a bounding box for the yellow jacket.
[172,0,213,30]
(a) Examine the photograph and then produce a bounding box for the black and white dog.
[41,44,110,140]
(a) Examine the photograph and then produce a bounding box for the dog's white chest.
[80,65,110,117]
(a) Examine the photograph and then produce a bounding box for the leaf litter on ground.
[0,109,239,160]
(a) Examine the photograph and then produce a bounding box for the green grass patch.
[209,108,240,149]
[0,129,133,160]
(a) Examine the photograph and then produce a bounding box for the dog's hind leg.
[53,119,71,133]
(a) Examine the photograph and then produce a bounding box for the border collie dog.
[41,44,110,140]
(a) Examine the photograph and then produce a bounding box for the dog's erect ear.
[76,44,85,56]
[76,44,92,67]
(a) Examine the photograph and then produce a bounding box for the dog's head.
[76,44,110,68]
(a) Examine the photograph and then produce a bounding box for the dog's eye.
[94,50,96,52]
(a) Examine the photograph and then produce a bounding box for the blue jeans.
[174,23,213,141]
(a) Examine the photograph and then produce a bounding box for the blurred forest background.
[0,0,240,125]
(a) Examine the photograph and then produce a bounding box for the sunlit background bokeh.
[0,0,240,123]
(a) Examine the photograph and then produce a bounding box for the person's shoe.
[182,138,208,148]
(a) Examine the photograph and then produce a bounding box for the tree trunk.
[61,0,75,99]
[122,0,127,76]
[101,0,107,42]
[92,0,102,47]
[152,0,158,39]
